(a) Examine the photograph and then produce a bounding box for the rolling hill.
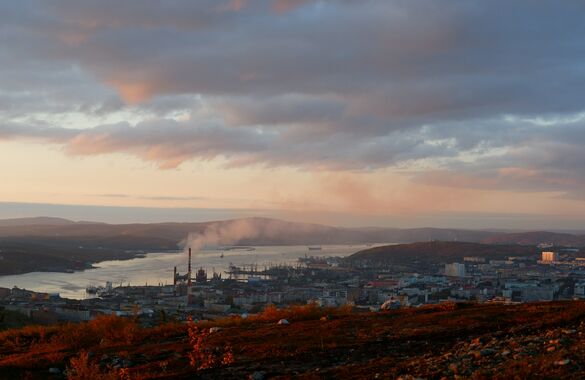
[0,216,584,275]
[0,217,498,245]
[481,231,585,247]
[347,241,540,265]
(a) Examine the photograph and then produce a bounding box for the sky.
[1,0,585,229]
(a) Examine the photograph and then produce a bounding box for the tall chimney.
[173,266,177,286]
[188,248,192,287]
[188,248,192,273]
[187,247,193,304]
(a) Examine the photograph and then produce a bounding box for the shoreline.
[0,249,179,278]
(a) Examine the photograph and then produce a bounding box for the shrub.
[67,351,117,380]
[187,317,234,371]
[251,302,352,323]
[52,315,141,349]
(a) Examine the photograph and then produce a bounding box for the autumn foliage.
[2,302,585,379]
[187,317,234,370]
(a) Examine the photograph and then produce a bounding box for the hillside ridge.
[1,301,585,379]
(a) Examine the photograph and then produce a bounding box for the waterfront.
[0,244,379,299]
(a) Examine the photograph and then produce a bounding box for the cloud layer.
[2,0,585,199]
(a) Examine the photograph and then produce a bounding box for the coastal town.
[3,244,585,326]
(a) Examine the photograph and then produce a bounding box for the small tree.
[187,317,234,370]
[67,351,115,380]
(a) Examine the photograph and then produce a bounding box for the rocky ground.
[1,301,585,379]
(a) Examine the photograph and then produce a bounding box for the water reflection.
[0,244,377,299]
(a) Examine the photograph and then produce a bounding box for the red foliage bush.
[51,315,140,349]
[187,317,234,371]
[251,302,352,323]
[67,350,118,380]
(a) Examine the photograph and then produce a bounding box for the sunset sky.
[1,0,585,229]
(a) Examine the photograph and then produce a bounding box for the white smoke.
[180,217,327,253]
[183,219,272,252]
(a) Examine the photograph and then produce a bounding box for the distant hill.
[0,217,502,275]
[0,238,154,275]
[5,216,585,249]
[0,217,77,227]
[482,231,585,247]
[348,241,539,265]
[0,217,497,247]
[0,216,584,275]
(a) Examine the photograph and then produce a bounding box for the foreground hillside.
[1,301,585,379]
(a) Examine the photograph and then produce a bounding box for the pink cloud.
[108,81,154,104]
[272,0,307,13]
[217,0,247,13]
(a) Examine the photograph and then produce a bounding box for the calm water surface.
[0,244,385,299]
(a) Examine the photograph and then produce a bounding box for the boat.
[222,246,256,251]
[308,246,322,251]
[85,285,99,294]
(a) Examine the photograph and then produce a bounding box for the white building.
[575,282,585,298]
[445,263,466,277]
[541,251,559,263]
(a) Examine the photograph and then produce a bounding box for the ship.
[221,246,256,251]
[308,246,322,251]
[85,285,99,294]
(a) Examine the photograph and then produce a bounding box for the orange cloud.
[270,172,480,217]
[108,81,154,104]
[217,0,247,12]
[272,0,307,13]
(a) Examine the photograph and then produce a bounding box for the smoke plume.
[181,217,326,253]
[184,219,261,251]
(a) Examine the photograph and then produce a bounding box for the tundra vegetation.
[0,302,585,379]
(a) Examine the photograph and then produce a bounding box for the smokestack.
[173,266,177,286]
[188,248,192,287]
[188,248,192,273]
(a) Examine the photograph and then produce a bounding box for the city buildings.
[445,263,466,277]
[3,247,585,325]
